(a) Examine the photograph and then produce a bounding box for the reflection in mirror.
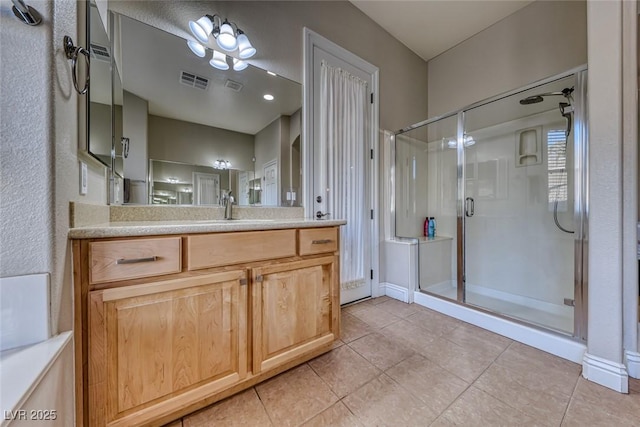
[112,64,123,178]
[107,11,302,206]
[87,3,112,168]
[150,160,257,206]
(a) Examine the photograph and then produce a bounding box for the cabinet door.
[252,256,339,374]
[88,271,248,427]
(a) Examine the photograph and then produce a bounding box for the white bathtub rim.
[0,331,73,425]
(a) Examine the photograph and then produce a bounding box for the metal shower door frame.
[454,68,589,341]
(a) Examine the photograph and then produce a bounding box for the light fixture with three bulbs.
[187,14,256,71]
[213,159,232,170]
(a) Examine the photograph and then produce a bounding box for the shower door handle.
[465,197,475,217]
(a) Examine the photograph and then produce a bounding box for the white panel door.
[262,160,278,206]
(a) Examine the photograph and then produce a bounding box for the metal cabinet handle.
[116,256,158,265]
[312,239,333,245]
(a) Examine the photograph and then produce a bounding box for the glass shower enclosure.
[394,69,587,339]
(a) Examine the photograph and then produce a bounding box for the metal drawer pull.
[311,239,333,245]
[116,256,158,265]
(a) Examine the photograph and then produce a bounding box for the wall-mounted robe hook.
[11,0,41,25]
[63,35,90,95]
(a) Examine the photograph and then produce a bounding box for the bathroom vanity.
[70,219,343,426]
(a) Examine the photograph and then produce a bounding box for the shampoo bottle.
[423,217,429,237]
[428,217,435,238]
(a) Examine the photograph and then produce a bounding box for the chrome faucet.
[224,191,234,220]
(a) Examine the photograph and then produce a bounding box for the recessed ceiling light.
[263,94,274,101]
[267,71,277,76]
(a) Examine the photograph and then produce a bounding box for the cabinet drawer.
[186,229,296,270]
[298,228,338,255]
[89,237,181,284]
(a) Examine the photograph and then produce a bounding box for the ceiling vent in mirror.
[224,79,243,92]
[89,43,110,62]
[180,71,209,90]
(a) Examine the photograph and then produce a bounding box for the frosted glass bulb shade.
[209,50,229,70]
[187,40,206,57]
[236,34,256,59]
[189,16,213,44]
[463,135,475,147]
[233,58,248,71]
[217,22,237,51]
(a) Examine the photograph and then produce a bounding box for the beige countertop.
[68,219,346,239]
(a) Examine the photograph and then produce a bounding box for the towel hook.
[11,0,41,26]
[63,35,90,95]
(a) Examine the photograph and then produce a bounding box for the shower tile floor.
[167,297,639,427]
[424,283,574,333]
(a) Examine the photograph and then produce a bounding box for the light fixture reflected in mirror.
[236,30,256,59]
[187,40,206,58]
[217,20,238,51]
[209,50,229,70]
[447,134,476,149]
[233,58,248,71]
[263,94,274,101]
[213,159,232,170]
[189,15,214,44]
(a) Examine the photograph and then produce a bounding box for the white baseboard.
[624,350,640,379]
[582,352,629,393]
[379,282,410,303]
[414,291,586,363]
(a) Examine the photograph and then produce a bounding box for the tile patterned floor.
[174,297,640,427]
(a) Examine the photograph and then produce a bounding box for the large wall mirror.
[86,3,302,207]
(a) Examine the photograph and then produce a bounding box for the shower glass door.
[394,115,458,301]
[461,75,577,334]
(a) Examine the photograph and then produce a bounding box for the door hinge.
[239,278,248,286]
[563,298,575,307]
[370,209,374,220]
[255,275,263,283]
[370,149,374,160]
[370,93,374,104]
[370,269,374,280]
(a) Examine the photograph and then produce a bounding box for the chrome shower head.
[519,95,544,105]
[519,88,574,105]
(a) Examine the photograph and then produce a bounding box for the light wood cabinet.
[73,226,340,427]
[252,256,338,374]
[88,271,247,427]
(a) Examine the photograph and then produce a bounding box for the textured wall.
[1,0,54,282]
[427,0,587,117]
[1,0,99,336]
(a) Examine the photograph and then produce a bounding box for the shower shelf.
[515,126,542,167]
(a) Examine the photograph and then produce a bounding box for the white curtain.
[320,61,369,291]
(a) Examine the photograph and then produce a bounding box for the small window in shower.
[547,129,568,210]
